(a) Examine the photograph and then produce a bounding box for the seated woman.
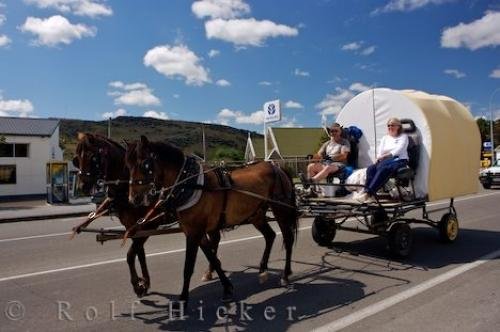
[303,123,350,186]
[354,117,408,203]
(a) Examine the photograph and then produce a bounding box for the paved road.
[1,191,499,331]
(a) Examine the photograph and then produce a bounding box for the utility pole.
[202,124,206,162]
[108,117,111,138]
[489,87,500,164]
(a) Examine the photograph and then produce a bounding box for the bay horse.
[71,133,165,297]
[125,135,298,307]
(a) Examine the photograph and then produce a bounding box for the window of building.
[0,165,16,184]
[0,143,29,158]
[0,144,14,157]
[15,144,29,157]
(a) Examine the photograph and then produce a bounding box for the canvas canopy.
[336,88,480,202]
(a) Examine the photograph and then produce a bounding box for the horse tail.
[271,165,299,245]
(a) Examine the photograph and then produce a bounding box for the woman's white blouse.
[378,134,409,160]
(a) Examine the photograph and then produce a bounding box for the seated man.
[304,123,350,186]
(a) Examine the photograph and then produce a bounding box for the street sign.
[483,142,492,148]
[264,99,281,123]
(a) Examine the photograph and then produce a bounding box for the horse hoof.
[280,277,289,287]
[259,272,269,284]
[201,271,213,282]
[134,278,149,298]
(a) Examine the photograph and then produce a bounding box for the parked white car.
[479,159,500,189]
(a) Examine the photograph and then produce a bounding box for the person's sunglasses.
[387,124,399,128]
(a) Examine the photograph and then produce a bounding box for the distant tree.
[211,146,244,161]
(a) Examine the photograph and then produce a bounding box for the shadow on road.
[118,227,500,330]
[329,227,500,269]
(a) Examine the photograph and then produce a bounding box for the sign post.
[263,100,281,161]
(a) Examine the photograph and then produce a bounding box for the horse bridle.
[73,148,107,188]
[128,153,167,197]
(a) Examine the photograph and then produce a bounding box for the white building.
[0,117,63,199]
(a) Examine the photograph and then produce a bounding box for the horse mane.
[78,133,125,154]
[136,142,184,168]
[148,141,185,168]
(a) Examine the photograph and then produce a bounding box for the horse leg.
[253,221,276,284]
[127,239,144,297]
[199,235,234,303]
[201,230,221,282]
[272,207,296,287]
[135,237,150,296]
[177,233,201,308]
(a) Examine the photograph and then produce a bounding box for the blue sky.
[0,0,499,132]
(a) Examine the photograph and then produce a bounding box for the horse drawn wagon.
[70,88,480,306]
[296,88,481,257]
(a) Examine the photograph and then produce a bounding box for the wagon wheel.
[388,222,413,257]
[312,216,336,247]
[438,213,459,243]
[482,181,492,189]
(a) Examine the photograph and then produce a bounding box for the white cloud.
[216,108,264,125]
[490,68,500,79]
[258,81,272,86]
[173,94,180,98]
[108,81,161,107]
[0,95,35,117]
[361,45,376,55]
[24,0,112,18]
[208,49,220,57]
[235,110,264,124]
[341,41,376,56]
[341,41,362,51]
[144,44,211,86]
[293,68,309,77]
[280,117,300,128]
[192,0,250,19]
[441,11,500,50]
[102,108,127,119]
[143,110,169,120]
[349,82,371,92]
[444,69,466,79]
[316,82,370,116]
[0,13,5,26]
[109,81,147,90]
[20,15,96,47]
[0,34,11,47]
[216,79,231,87]
[372,0,452,15]
[205,18,298,47]
[218,108,238,118]
[284,100,303,109]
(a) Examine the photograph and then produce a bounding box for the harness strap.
[214,168,232,229]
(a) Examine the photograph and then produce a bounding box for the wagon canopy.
[336,88,481,202]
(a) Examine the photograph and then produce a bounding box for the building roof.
[251,137,265,159]
[271,127,325,157]
[246,128,326,160]
[0,117,60,137]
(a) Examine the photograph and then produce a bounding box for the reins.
[121,161,297,246]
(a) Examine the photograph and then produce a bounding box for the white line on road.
[1,191,498,243]
[0,226,311,283]
[0,226,124,243]
[314,247,500,332]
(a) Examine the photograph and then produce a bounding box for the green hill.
[59,116,261,161]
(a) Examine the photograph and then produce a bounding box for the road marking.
[0,226,124,243]
[314,247,500,332]
[0,226,311,283]
[0,232,74,243]
[1,191,498,243]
